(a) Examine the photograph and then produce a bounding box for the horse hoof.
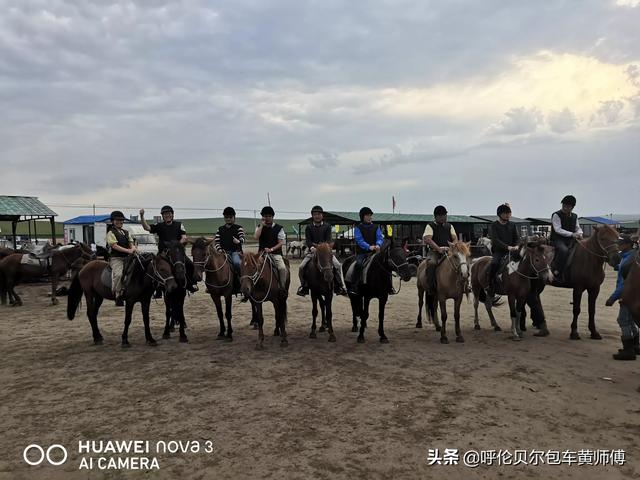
[415,322,423,329]
[255,343,264,351]
[309,332,317,339]
[147,339,158,347]
[328,335,336,343]
[590,332,602,340]
[512,335,522,341]
[570,332,581,340]
[534,329,550,337]
[494,326,502,332]
[474,325,481,330]
[280,340,288,347]
[169,327,176,333]
[179,336,189,343]
[351,326,358,332]
[318,326,326,333]
[51,298,59,306]
[440,337,449,344]
[456,336,465,343]
[121,342,131,348]
[380,337,389,344]
[273,330,280,337]
[357,336,365,344]
[252,324,258,330]
[518,333,524,338]
[217,334,226,340]
[94,339,103,345]
[521,326,527,332]
[435,326,442,332]
[162,333,170,339]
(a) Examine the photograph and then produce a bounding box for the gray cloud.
[548,108,579,133]
[489,107,544,135]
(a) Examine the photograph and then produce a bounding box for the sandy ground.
[1,259,639,480]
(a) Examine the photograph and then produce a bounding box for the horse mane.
[193,237,208,250]
[449,241,470,257]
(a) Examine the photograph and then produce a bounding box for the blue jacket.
[354,223,384,252]
[609,250,635,302]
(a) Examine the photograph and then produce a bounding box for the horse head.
[188,237,213,282]
[382,239,412,282]
[315,243,334,283]
[240,252,264,299]
[162,240,187,288]
[593,225,621,267]
[447,241,472,281]
[521,236,555,283]
[152,253,178,294]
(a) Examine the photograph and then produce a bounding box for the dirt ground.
[1,259,639,480]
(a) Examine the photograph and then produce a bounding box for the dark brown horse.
[191,237,236,341]
[240,252,290,349]
[0,243,93,306]
[621,255,640,320]
[0,247,16,260]
[418,241,472,344]
[304,243,336,342]
[471,239,555,340]
[67,253,176,346]
[551,225,621,340]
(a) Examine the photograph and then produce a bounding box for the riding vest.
[150,221,184,251]
[551,210,577,244]
[216,224,244,252]
[355,223,378,254]
[258,224,283,255]
[109,227,130,258]
[305,223,332,248]
[427,221,453,248]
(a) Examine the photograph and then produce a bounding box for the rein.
[240,253,274,304]
[577,233,618,260]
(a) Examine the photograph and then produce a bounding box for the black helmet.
[223,207,236,217]
[561,195,576,207]
[261,206,275,216]
[311,205,324,214]
[497,203,512,216]
[110,210,125,221]
[433,205,448,216]
[359,207,373,221]
[160,205,174,214]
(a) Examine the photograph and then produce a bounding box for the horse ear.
[593,225,599,231]
[448,241,454,248]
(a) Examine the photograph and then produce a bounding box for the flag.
[335,225,340,233]
[387,225,393,237]
[392,196,396,212]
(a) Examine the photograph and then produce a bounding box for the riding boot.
[613,337,636,360]
[634,334,640,355]
[350,264,362,295]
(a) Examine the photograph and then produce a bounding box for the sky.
[1,0,639,220]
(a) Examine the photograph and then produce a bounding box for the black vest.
[356,223,378,254]
[428,221,453,248]
[305,223,332,247]
[258,224,283,254]
[109,227,130,257]
[153,221,184,251]
[217,224,243,252]
[551,210,577,243]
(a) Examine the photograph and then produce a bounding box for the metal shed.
[0,196,58,249]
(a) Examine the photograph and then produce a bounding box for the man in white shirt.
[550,195,583,280]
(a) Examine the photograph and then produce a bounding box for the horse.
[160,241,189,343]
[0,247,16,260]
[190,237,236,341]
[67,253,176,346]
[622,255,640,320]
[417,241,472,344]
[286,240,307,258]
[0,242,93,306]
[551,225,621,340]
[304,243,337,342]
[240,252,290,349]
[332,237,352,258]
[471,238,555,340]
[342,239,412,343]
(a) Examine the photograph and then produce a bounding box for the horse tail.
[67,273,83,320]
[425,292,437,324]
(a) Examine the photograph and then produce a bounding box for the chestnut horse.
[240,252,290,349]
[304,243,336,342]
[67,253,176,346]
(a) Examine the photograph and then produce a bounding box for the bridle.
[162,245,187,288]
[373,245,409,293]
[240,252,274,304]
[199,246,233,289]
[577,231,619,261]
[508,249,551,280]
[134,253,175,287]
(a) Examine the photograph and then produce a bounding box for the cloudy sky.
[1,0,639,220]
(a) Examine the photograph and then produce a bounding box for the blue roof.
[581,216,618,225]
[63,215,112,225]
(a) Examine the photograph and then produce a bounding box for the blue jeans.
[227,251,241,275]
[617,304,640,339]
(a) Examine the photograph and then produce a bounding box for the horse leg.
[318,296,327,333]
[378,296,389,343]
[473,289,480,330]
[350,295,361,332]
[142,296,157,346]
[255,302,265,350]
[162,293,172,339]
[454,296,464,343]
[213,294,226,339]
[50,274,60,306]
[122,300,134,347]
[224,294,233,341]
[570,288,584,340]
[484,294,501,332]
[515,297,525,339]
[587,285,602,340]
[278,298,288,347]
[177,291,188,343]
[358,297,370,343]
[326,294,336,343]
[86,292,103,344]
[310,292,318,339]
[416,286,424,328]
[508,295,521,341]
[250,302,258,329]
[439,298,449,344]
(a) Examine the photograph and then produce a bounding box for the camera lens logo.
[23,444,68,466]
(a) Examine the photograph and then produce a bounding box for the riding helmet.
[497,203,512,216]
[223,206,236,217]
[359,207,373,221]
[433,205,448,216]
[561,195,576,207]
[261,206,275,216]
[161,205,174,214]
[110,210,126,221]
[311,205,324,214]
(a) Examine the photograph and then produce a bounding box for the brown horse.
[622,255,640,320]
[0,243,93,306]
[471,239,555,340]
[417,241,472,344]
[304,243,336,342]
[0,247,16,260]
[191,237,236,341]
[551,225,621,340]
[67,253,176,346]
[240,252,290,349]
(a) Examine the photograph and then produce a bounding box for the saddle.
[22,243,54,259]
[551,242,577,282]
[345,253,377,285]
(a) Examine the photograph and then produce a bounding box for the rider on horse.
[214,206,245,279]
[487,203,520,298]
[296,205,348,297]
[606,235,640,360]
[350,207,385,295]
[254,206,288,293]
[423,205,458,293]
[140,205,198,293]
[106,210,136,306]
[551,195,583,282]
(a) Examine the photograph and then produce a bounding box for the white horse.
[286,240,307,258]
